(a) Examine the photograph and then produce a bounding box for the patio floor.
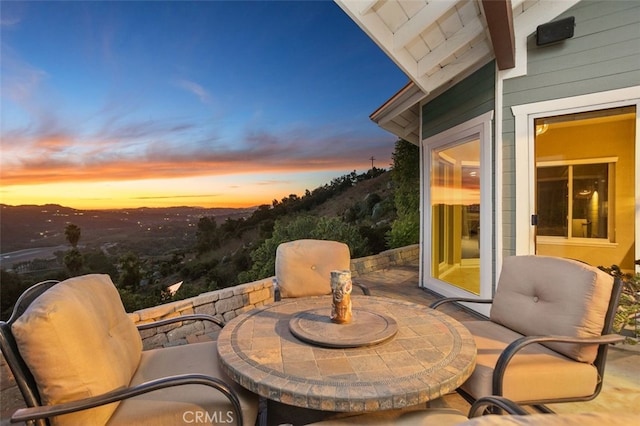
[2,264,639,425]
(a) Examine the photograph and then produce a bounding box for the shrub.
[387,139,419,248]
[599,261,640,343]
[386,212,420,248]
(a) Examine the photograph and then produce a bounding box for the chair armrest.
[274,279,282,302]
[136,313,225,330]
[10,374,244,425]
[493,333,625,395]
[430,297,493,309]
[352,279,371,296]
[468,395,529,417]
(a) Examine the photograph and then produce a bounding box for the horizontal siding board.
[527,4,639,65]
[422,61,495,139]
[424,69,495,113]
[502,115,515,133]
[528,15,640,66]
[504,69,640,106]
[571,3,639,36]
[423,83,494,127]
[528,2,640,75]
[424,100,494,138]
[568,0,639,29]
[507,53,640,96]
[425,93,494,123]
[528,36,640,76]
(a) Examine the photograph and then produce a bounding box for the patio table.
[217,295,476,412]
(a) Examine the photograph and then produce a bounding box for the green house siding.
[501,0,640,255]
[422,61,496,140]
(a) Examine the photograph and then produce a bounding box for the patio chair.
[430,255,625,412]
[0,274,258,426]
[274,239,370,301]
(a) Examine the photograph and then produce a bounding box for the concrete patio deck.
[2,264,639,425]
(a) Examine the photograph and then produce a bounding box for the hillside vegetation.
[1,140,420,317]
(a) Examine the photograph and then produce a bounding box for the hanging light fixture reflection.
[536,123,549,135]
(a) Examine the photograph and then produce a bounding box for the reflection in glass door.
[431,137,481,294]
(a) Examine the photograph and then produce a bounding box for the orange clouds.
[1,127,393,187]
[1,159,364,186]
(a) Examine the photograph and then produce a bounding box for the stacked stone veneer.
[350,244,419,278]
[132,244,419,349]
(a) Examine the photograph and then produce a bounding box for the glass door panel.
[534,106,635,270]
[431,138,480,294]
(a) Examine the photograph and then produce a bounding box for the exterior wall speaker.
[536,16,575,46]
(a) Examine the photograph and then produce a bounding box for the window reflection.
[431,138,480,295]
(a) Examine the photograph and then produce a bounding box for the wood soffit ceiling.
[335,0,579,143]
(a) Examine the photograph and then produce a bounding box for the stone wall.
[130,244,419,349]
[129,277,274,350]
[350,244,419,277]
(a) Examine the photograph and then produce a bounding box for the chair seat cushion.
[11,274,142,426]
[461,321,598,402]
[276,239,351,298]
[107,341,258,426]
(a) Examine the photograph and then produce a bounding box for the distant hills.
[0,204,256,254]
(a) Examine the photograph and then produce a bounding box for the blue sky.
[0,0,407,209]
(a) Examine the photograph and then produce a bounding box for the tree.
[119,252,142,292]
[1,270,27,320]
[83,249,118,277]
[195,217,220,254]
[64,223,81,248]
[387,139,420,248]
[64,248,83,275]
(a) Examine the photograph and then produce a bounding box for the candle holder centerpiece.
[330,270,352,324]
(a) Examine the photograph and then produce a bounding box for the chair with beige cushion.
[274,239,370,300]
[431,255,624,412]
[0,274,258,426]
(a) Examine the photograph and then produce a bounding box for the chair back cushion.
[275,239,351,298]
[490,256,613,363]
[12,274,142,425]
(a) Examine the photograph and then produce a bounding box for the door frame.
[420,110,493,313]
[511,86,640,271]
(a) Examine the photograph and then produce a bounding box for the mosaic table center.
[217,296,476,412]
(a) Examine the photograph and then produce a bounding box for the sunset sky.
[0,1,407,209]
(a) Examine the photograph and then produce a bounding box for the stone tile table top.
[217,296,476,412]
